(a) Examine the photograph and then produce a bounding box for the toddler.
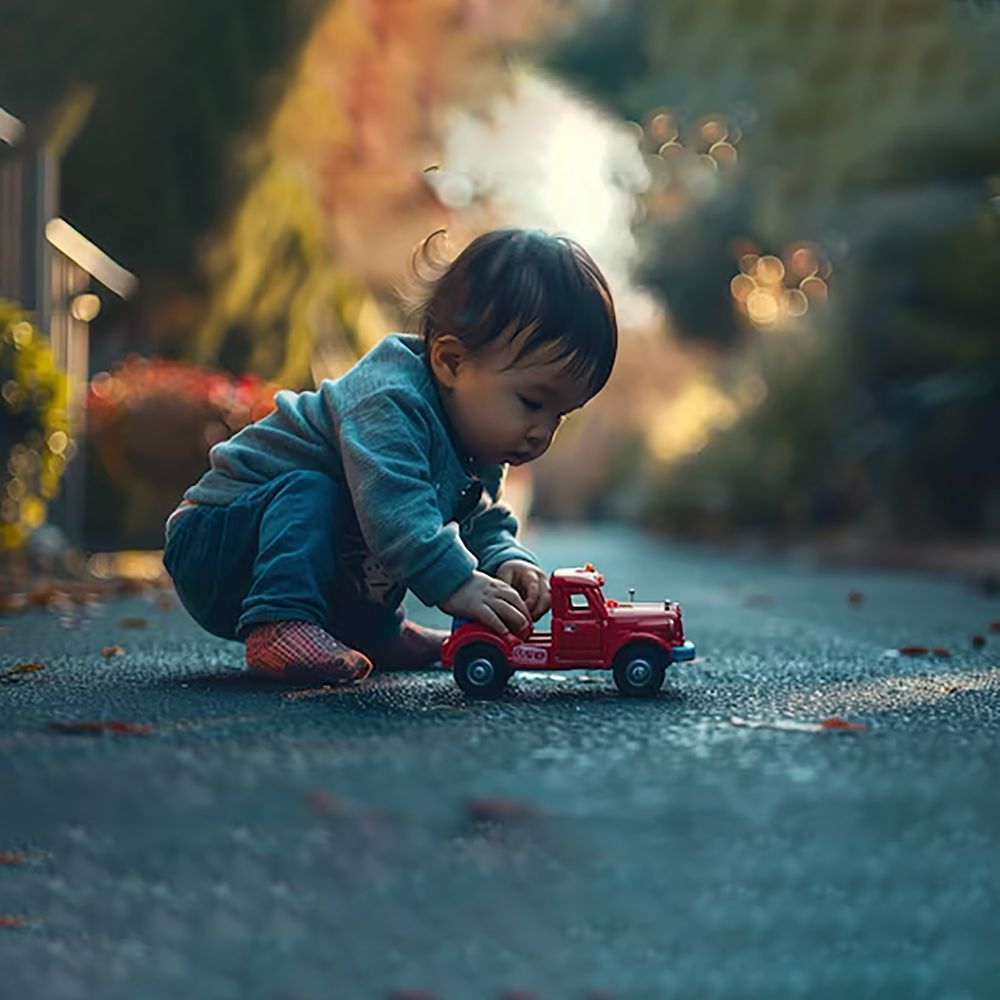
[162,228,618,683]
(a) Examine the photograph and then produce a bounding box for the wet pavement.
[1,524,998,999]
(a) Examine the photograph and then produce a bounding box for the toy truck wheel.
[453,642,511,699]
[612,642,667,697]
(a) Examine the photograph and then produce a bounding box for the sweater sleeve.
[337,392,477,606]
[461,466,540,576]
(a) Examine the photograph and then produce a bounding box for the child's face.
[430,334,593,466]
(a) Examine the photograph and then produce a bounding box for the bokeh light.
[727,241,833,330]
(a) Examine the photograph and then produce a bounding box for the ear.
[428,334,469,389]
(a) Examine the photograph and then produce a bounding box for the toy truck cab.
[442,564,695,698]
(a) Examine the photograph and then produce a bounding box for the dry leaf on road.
[730,716,867,733]
[0,661,44,680]
[47,720,153,736]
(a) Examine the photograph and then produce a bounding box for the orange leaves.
[0,661,44,680]
[101,645,126,657]
[466,796,538,822]
[0,593,27,614]
[307,791,349,817]
[731,716,867,734]
[820,717,868,732]
[897,644,952,657]
[48,720,153,736]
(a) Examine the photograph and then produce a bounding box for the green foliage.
[547,0,1000,539]
[0,300,69,549]
[644,210,1000,540]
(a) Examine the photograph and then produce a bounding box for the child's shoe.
[245,620,373,684]
[366,619,449,672]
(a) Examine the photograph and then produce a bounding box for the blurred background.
[1,0,998,584]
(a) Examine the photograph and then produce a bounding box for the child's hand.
[496,559,550,621]
[440,570,531,636]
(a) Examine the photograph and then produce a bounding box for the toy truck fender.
[609,631,674,662]
[441,624,517,670]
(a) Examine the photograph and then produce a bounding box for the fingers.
[490,595,529,633]
[476,604,509,636]
[523,573,540,614]
[475,601,526,636]
[496,563,544,616]
[496,579,530,620]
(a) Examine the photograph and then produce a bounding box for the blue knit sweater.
[178,334,538,606]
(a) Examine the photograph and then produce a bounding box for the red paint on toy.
[442,565,696,698]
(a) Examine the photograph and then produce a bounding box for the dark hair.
[407,227,618,398]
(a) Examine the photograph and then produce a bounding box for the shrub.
[84,356,278,547]
[0,300,69,550]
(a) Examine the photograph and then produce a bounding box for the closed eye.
[517,394,542,411]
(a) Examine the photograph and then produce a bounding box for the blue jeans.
[162,470,405,649]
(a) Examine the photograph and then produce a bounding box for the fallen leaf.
[0,915,27,928]
[932,647,951,657]
[27,586,57,607]
[730,716,866,734]
[898,645,929,655]
[847,591,864,605]
[101,645,126,657]
[972,635,986,649]
[0,661,45,680]
[990,621,1000,633]
[155,594,175,610]
[47,720,153,736]
[307,791,348,816]
[120,617,148,628]
[820,717,868,731]
[0,852,26,865]
[467,796,537,821]
[0,593,27,614]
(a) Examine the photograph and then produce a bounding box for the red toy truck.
[441,563,695,698]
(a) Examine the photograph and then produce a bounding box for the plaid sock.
[245,620,372,684]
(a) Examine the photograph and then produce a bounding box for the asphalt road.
[1,525,998,999]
